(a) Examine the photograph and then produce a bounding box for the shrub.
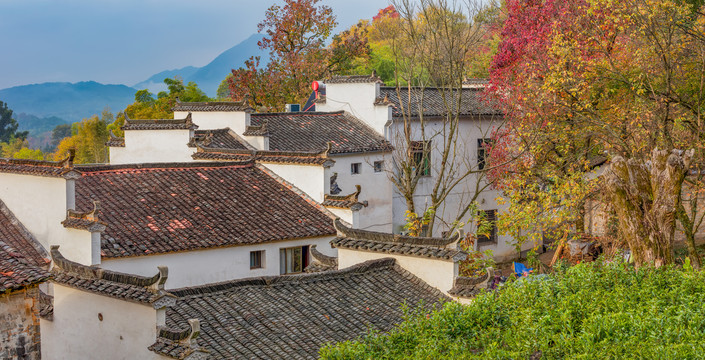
[320,260,705,359]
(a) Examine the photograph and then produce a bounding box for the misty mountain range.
[0,33,267,148]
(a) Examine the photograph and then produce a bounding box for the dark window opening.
[279,245,309,274]
[250,250,264,269]
[410,141,431,176]
[351,163,361,175]
[374,161,384,173]
[477,209,497,243]
[478,138,491,170]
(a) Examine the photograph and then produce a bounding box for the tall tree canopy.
[228,0,369,111]
[489,0,705,267]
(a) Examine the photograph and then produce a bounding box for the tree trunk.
[605,148,693,267]
[677,202,702,269]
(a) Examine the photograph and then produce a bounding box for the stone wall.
[1,287,41,360]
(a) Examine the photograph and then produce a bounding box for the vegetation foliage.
[321,260,705,359]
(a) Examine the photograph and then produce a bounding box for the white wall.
[0,172,96,265]
[337,248,458,294]
[327,153,393,232]
[112,130,195,164]
[316,82,390,134]
[102,236,337,289]
[175,111,248,133]
[41,285,161,360]
[260,163,326,202]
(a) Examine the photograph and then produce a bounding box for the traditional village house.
[107,100,395,232]
[314,74,532,262]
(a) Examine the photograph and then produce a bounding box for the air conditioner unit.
[285,104,300,112]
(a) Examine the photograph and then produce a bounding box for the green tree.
[52,109,113,164]
[0,101,28,143]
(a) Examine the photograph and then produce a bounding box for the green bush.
[320,260,705,359]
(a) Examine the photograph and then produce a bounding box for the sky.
[0,0,387,90]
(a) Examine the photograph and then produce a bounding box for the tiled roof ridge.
[50,245,167,288]
[151,318,210,359]
[322,185,369,210]
[325,71,384,84]
[122,112,198,131]
[170,258,398,297]
[0,198,49,264]
[172,98,254,112]
[198,145,327,158]
[62,201,108,232]
[380,85,487,91]
[242,121,269,136]
[106,129,125,147]
[0,150,80,178]
[254,163,342,221]
[333,218,458,247]
[250,110,345,117]
[309,244,338,267]
[447,269,495,298]
[75,160,255,173]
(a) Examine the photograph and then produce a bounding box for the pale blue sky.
[0,0,388,89]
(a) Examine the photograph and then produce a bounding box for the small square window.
[410,141,431,176]
[478,138,492,170]
[351,163,361,175]
[373,161,384,173]
[250,250,264,269]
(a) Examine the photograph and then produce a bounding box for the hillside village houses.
[0,74,514,359]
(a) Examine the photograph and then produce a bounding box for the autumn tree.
[227,0,369,111]
[489,0,705,267]
[52,108,113,164]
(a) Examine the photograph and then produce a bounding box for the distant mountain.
[0,81,136,123]
[134,33,269,97]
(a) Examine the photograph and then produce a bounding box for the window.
[373,161,384,173]
[477,138,491,170]
[410,141,431,176]
[477,209,497,243]
[351,163,361,175]
[250,250,264,269]
[279,245,309,274]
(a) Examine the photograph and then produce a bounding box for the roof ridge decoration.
[106,129,125,147]
[242,120,269,136]
[50,246,177,308]
[150,319,210,359]
[305,244,338,273]
[331,219,468,262]
[325,71,383,84]
[0,150,81,179]
[447,268,496,298]
[333,218,459,247]
[62,200,107,232]
[322,185,368,210]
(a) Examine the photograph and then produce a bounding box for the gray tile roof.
[192,148,334,166]
[379,86,502,117]
[72,162,336,258]
[331,219,468,261]
[325,73,384,84]
[447,272,492,298]
[172,100,253,113]
[164,258,448,359]
[0,154,79,178]
[49,245,175,306]
[122,113,197,131]
[0,239,50,292]
[192,129,251,150]
[249,111,391,154]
